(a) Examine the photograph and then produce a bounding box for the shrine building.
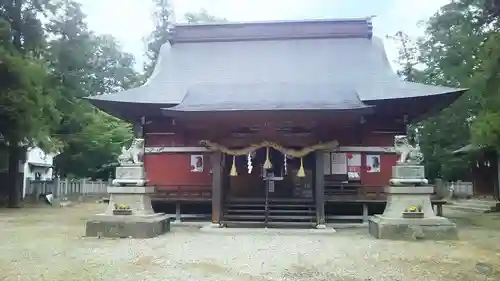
[87,18,465,228]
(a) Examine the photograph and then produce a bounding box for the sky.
[79,0,452,70]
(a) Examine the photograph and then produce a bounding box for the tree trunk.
[7,142,21,208]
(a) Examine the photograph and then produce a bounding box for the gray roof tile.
[87,19,464,114]
[166,83,372,111]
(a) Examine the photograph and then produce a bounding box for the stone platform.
[369,216,457,240]
[86,213,170,238]
[85,186,170,239]
[368,186,458,241]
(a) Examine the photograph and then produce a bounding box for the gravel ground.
[0,203,499,281]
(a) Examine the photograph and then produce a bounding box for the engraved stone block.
[116,165,145,180]
[392,165,425,179]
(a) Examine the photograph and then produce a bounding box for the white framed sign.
[347,153,361,180]
[347,153,361,167]
[190,155,204,172]
[366,154,381,173]
[331,153,347,175]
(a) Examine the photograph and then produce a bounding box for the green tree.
[386,31,422,82]
[0,0,61,207]
[391,0,500,180]
[468,1,500,149]
[143,1,223,78]
[144,0,171,76]
[185,9,226,23]
[45,0,135,179]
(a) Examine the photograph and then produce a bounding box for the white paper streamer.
[284,154,288,175]
[247,152,253,174]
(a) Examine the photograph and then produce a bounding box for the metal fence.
[26,178,108,199]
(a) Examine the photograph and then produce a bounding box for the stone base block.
[390,178,429,186]
[368,215,458,241]
[115,165,145,179]
[105,186,156,216]
[112,165,147,186]
[206,223,223,228]
[392,164,425,179]
[85,213,170,239]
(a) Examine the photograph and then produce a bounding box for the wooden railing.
[150,182,446,204]
[151,185,212,201]
[325,182,385,200]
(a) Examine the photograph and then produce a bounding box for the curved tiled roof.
[87,18,464,117]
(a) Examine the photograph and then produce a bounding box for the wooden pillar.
[495,152,500,200]
[362,203,369,223]
[175,202,181,223]
[211,151,223,224]
[436,204,443,217]
[133,116,146,138]
[315,151,326,226]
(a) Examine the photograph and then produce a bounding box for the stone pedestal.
[104,186,155,215]
[369,165,458,241]
[112,164,147,186]
[389,164,428,186]
[86,186,170,238]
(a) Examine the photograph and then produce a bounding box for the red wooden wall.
[360,153,398,186]
[144,132,397,191]
[145,153,213,189]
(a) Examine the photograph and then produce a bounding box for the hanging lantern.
[487,161,491,167]
[297,157,305,177]
[247,152,253,174]
[263,147,272,169]
[230,155,238,176]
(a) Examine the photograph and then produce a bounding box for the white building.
[22,147,59,198]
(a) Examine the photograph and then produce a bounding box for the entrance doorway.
[222,147,317,228]
[224,147,313,199]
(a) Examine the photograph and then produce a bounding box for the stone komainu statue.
[394,135,424,165]
[117,138,144,165]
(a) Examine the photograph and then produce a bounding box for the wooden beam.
[144,146,397,154]
[315,151,326,226]
[211,151,223,224]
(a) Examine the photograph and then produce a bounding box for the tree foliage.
[390,0,500,180]
[185,9,227,23]
[143,2,223,77]
[45,0,135,179]
[0,0,138,207]
[0,0,61,206]
[144,0,171,76]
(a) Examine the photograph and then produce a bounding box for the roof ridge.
[174,17,373,27]
[169,18,373,44]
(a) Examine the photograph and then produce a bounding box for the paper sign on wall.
[190,155,204,172]
[347,153,361,167]
[331,153,347,174]
[366,154,381,173]
[347,153,361,180]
